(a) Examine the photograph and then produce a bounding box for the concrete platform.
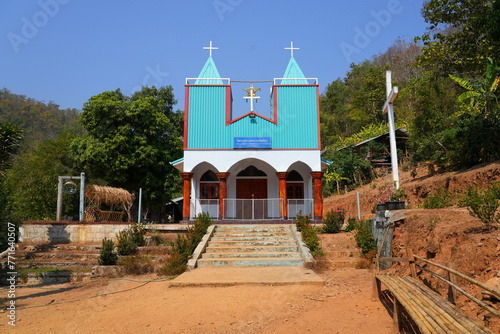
[170,266,324,287]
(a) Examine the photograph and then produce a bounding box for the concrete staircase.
[196,225,305,267]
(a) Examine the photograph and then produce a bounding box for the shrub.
[294,212,324,258]
[116,223,146,255]
[97,238,117,265]
[119,255,155,275]
[460,182,500,229]
[354,220,378,255]
[171,213,212,262]
[423,187,452,208]
[345,217,358,232]
[294,211,310,232]
[157,253,187,276]
[323,207,345,233]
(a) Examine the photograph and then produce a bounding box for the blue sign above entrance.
[234,137,272,149]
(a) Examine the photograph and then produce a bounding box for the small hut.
[84,185,134,222]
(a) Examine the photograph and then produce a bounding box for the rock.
[92,265,123,278]
[426,239,439,259]
[482,277,500,302]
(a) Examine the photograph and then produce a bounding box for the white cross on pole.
[244,84,260,112]
[383,71,400,189]
[203,41,219,57]
[285,41,299,57]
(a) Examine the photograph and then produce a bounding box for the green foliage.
[415,0,500,75]
[171,213,212,262]
[354,220,378,255]
[157,253,187,276]
[449,58,500,116]
[294,212,324,257]
[118,255,154,275]
[116,223,146,256]
[460,182,500,229]
[4,132,79,221]
[71,86,183,207]
[0,88,82,150]
[345,218,358,233]
[323,207,345,234]
[423,187,452,209]
[97,238,118,265]
[0,122,23,177]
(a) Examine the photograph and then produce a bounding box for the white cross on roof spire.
[203,41,219,57]
[285,41,299,57]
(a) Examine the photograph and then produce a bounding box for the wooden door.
[236,179,267,219]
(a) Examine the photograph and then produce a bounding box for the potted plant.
[371,183,406,212]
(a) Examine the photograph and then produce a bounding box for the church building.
[171,42,330,222]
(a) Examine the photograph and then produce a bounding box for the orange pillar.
[180,172,193,221]
[276,172,289,219]
[216,172,230,220]
[311,171,324,221]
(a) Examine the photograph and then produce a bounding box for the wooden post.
[447,262,458,305]
[311,172,324,220]
[180,172,194,221]
[407,248,417,278]
[216,172,230,220]
[393,299,402,333]
[276,172,288,219]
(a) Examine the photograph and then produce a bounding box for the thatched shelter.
[84,185,134,222]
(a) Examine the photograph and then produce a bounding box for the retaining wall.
[19,221,131,244]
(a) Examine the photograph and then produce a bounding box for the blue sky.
[1,0,428,117]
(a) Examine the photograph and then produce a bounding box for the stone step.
[196,257,304,268]
[202,251,301,259]
[215,226,292,232]
[205,245,299,253]
[210,235,295,242]
[15,253,100,260]
[208,240,298,247]
[213,231,293,238]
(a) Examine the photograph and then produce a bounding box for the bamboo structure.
[84,185,134,222]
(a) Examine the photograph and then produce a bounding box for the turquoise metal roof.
[170,157,184,165]
[186,85,319,149]
[281,57,308,85]
[195,57,223,85]
[321,158,332,165]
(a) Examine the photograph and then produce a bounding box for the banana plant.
[449,57,500,116]
[325,170,350,196]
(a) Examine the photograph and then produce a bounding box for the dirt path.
[6,233,393,334]
[7,268,392,334]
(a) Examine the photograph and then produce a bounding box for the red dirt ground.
[4,161,500,333]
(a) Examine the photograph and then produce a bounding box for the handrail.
[413,254,500,299]
[416,264,500,319]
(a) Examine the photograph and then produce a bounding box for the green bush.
[116,223,146,255]
[294,212,324,257]
[97,238,117,265]
[157,254,187,276]
[423,187,452,208]
[460,182,500,229]
[354,220,378,255]
[171,212,212,262]
[345,218,358,232]
[323,207,345,233]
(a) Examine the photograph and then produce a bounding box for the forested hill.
[0,88,83,149]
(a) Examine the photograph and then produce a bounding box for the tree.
[416,0,500,75]
[4,131,79,221]
[71,86,183,209]
[0,122,23,177]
